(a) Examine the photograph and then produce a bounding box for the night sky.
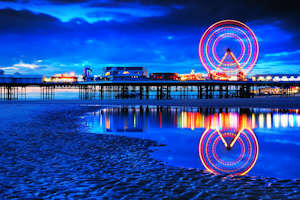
[0,0,300,76]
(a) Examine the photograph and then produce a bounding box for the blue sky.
[0,0,299,76]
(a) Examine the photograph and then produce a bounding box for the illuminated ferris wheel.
[199,128,259,175]
[199,20,259,78]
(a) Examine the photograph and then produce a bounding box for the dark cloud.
[126,0,300,42]
[88,1,300,28]
[47,0,89,4]
[0,8,61,34]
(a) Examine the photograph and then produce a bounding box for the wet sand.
[2,96,300,108]
[0,103,300,199]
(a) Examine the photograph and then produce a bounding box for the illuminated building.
[103,66,147,80]
[179,70,205,81]
[44,72,78,83]
[251,74,300,82]
[208,71,231,81]
[150,73,179,80]
[83,66,93,81]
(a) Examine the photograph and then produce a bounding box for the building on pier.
[103,66,147,80]
[0,74,43,84]
[179,70,205,81]
[83,66,93,81]
[43,72,78,83]
[251,74,300,82]
[150,72,179,80]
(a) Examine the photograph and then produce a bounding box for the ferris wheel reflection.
[199,128,259,176]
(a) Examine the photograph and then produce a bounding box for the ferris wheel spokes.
[199,20,259,80]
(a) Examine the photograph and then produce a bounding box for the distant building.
[150,73,179,80]
[251,74,300,82]
[0,74,43,84]
[103,66,147,80]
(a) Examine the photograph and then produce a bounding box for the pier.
[0,80,299,100]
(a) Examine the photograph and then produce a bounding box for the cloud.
[47,0,89,4]
[254,60,300,74]
[0,61,48,73]
[0,66,18,70]
[0,0,17,2]
[13,61,45,69]
[264,50,300,57]
[0,8,59,34]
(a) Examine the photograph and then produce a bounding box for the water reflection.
[199,128,259,176]
[86,107,300,131]
[84,106,300,178]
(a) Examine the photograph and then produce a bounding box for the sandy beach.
[0,102,300,199]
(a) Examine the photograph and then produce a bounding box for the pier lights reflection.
[199,128,259,176]
[90,107,300,132]
[86,107,300,177]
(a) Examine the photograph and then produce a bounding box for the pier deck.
[0,80,299,100]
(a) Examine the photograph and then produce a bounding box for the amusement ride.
[199,20,259,81]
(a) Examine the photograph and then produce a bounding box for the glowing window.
[266,76,272,81]
[273,76,280,82]
[281,76,288,81]
[257,76,265,81]
[289,76,295,81]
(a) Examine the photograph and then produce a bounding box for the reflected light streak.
[274,114,280,128]
[281,114,288,128]
[105,118,110,129]
[134,113,136,128]
[191,113,195,130]
[252,113,256,129]
[229,113,238,129]
[297,115,300,127]
[289,114,294,128]
[259,113,264,128]
[160,112,162,128]
[99,112,103,128]
[266,113,272,129]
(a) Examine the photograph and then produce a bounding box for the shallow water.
[83,106,300,179]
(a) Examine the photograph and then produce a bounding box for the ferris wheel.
[199,20,259,78]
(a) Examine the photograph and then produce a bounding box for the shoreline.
[1,96,300,109]
[1,103,300,199]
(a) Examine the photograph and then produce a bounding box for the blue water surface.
[83,106,300,179]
